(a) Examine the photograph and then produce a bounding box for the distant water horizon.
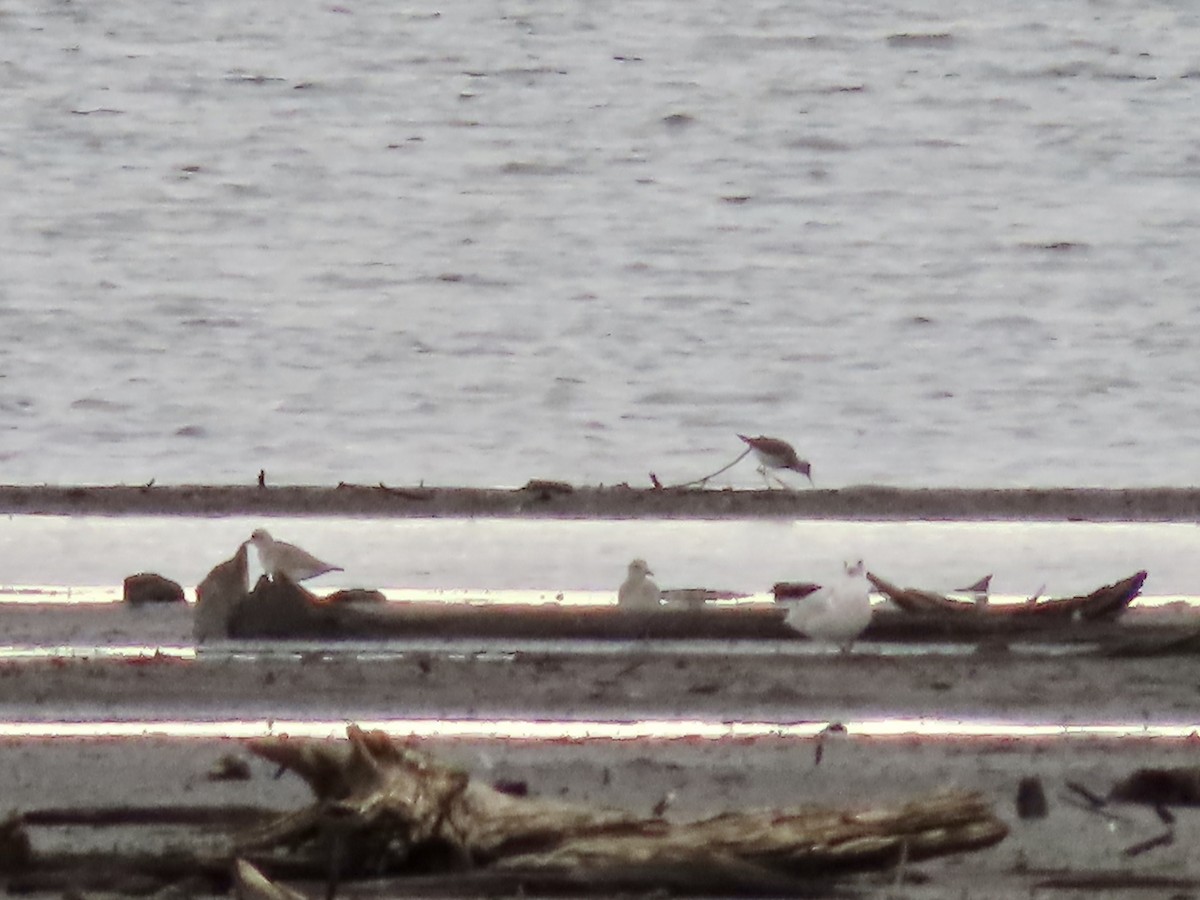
[4,1,1199,490]
[0,515,1188,593]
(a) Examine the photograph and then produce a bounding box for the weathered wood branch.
[240,725,1008,892]
[0,727,1008,897]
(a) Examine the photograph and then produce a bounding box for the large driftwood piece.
[193,544,1160,645]
[194,546,386,641]
[194,542,249,641]
[867,570,1146,622]
[241,727,644,865]
[0,728,1007,897]
[241,726,1008,892]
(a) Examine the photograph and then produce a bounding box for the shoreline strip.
[0,483,1198,520]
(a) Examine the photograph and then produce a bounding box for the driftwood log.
[235,725,1008,894]
[192,546,1169,645]
[194,542,250,641]
[194,548,390,642]
[0,726,1007,897]
[1111,766,1200,805]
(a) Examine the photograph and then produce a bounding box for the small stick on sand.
[1064,781,1107,810]
[1123,829,1175,858]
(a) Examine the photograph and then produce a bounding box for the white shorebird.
[618,559,661,610]
[781,559,871,652]
[737,434,813,489]
[246,528,343,582]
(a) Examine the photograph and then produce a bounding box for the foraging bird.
[618,559,661,610]
[737,434,813,489]
[246,528,343,582]
[780,559,872,652]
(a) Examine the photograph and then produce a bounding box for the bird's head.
[793,459,814,484]
[844,559,865,577]
[249,528,272,547]
[629,558,653,577]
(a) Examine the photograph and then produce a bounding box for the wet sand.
[1,648,1197,725]
[5,648,1200,897]
[5,485,1200,896]
[8,727,1200,898]
[3,482,1200,520]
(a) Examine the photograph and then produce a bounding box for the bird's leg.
[757,466,773,490]
[769,471,794,491]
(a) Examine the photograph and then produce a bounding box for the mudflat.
[4,646,1200,897]
[2,482,1200,519]
[0,647,1196,724]
[4,481,1200,897]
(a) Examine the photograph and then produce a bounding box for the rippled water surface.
[2,3,1200,489]
[2,2,1199,488]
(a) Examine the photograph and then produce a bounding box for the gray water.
[0,515,1187,592]
[2,1,1199,489]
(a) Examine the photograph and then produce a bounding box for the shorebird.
[618,558,662,610]
[246,528,343,582]
[737,434,813,489]
[780,559,872,652]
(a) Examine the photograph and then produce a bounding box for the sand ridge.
[1,483,1200,520]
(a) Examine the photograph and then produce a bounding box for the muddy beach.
[3,482,1200,520]
[4,644,1200,897]
[0,644,1196,723]
[3,484,1200,897]
[8,724,1200,899]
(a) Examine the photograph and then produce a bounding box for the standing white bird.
[618,559,662,610]
[246,528,343,582]
[781,559,872,652]
[737,434,814,489]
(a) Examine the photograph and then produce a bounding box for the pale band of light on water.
[2,518,1196,600]
[0,717,1195,742]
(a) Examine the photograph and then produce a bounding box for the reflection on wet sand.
[0,716,1194,742]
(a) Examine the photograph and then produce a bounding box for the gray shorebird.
[780,559,871,652]
[737,434,814,489]
[246,528,343,582]
[618,558,661,610]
